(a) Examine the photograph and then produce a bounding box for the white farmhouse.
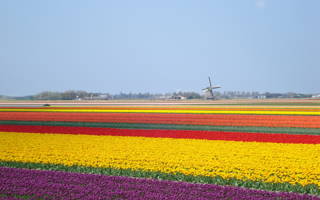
[312,94,320,98]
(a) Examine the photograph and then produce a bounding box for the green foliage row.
[0,160,319,196]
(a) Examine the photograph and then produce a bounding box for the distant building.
[158,95,171,100]
[255,95,266,99]
[83,94,111,100]
[312,94,320,98]
[170,95,187,100]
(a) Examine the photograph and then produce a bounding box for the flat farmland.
[1,100,320,199]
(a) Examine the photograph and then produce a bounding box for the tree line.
[1,90,314,100]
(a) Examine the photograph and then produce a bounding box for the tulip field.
[1,102,320,199]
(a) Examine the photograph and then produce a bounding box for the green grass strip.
[1,120,320,135]
[238,103,320,106]
[0,160,319,196]
[0,194,33,200]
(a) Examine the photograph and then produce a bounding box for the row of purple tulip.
[0,167,319,200]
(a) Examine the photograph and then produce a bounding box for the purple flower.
[0,167,318,200]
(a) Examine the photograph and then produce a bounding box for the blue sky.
[1,0,319,96]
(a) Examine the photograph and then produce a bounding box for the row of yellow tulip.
[1,108,320,115]
[1,131,319,186]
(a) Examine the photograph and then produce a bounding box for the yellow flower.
[1,131,320,186]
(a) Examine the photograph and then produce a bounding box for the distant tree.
[61,90,88,100]
[34,91,62,100]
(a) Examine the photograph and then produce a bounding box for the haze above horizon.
[1,0,319,96]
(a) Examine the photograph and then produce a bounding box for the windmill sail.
[203,76,221,99]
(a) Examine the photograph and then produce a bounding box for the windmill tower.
[202,76,221,99]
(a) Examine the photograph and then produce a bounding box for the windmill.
[202,76,221,99]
